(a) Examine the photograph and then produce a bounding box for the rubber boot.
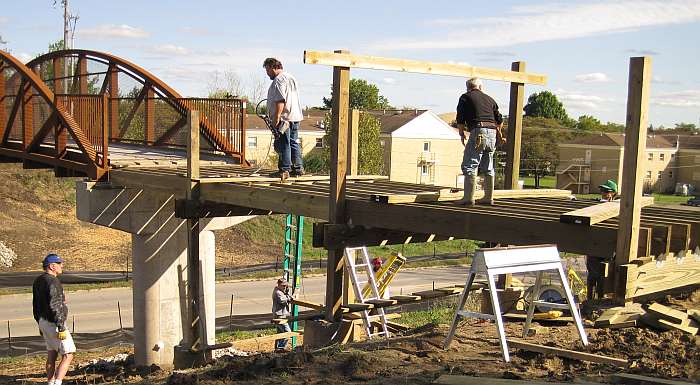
[477,174,495,205]
[455,175,476,206]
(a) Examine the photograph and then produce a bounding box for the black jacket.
[456,89,503,128]
[32,273,68,331]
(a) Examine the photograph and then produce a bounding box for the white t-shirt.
[267,71,304,123]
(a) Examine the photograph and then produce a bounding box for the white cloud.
[150,44,191,56]
[383,77,396,84]
[651,76,680,85]
[626,48,660,55]
[177,26,210,36]
[0,16,9,24]
[77,24,150,39]
[374,1,700,50]
[556,90,616,110]
[17,52,32,63]
[574,72,611,83]
[651,90,700,107]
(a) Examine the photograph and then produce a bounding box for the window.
[648,153,653,161]
[658,171,663,178]
[421,164,429,176]
[247,136,257,148]
[423,142,431,152]
[315,137,323,148]
[669,171,673,178]
[660,153,665,161]
[646,171,652,179]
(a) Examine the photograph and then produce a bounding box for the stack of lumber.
[640,303,699,335]
[594,302,698,335]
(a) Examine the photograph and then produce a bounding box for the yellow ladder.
[362,252,406,299]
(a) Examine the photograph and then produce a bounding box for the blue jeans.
[274,121,303,172]
[275,322,291,350]
[461,127,497,176]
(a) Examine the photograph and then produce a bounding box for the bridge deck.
[107,164,700,261]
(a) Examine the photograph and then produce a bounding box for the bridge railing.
[178,98,246,161]
[55,94,108,168]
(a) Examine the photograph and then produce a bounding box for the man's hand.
[57,330,67,340]
[457,124,466,147]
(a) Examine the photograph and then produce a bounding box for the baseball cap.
[277,278,289,286]
[42,253,63,267]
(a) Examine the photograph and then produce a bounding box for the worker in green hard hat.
[585,180,620,302]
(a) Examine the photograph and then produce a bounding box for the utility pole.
[63,0,70,94]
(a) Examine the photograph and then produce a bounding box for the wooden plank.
[196,174,386,184]
[628,254,700,299]
[688,309,700,323]
[390,294,421,302]
[371,188,572,204]
[230,331,301,347]
[646,303,688,324]
[505,61,525,189]
[365,298,398,307]
[640,314,699,335]
[344,303,374,312]
[313,222,453,248]
[434,375,590,385]
[507,339,628,367]
[327,49,351,322]
[303,51,547,85]
[292,299,325,311]
[561,196,655,226]
[347,108,359,176]
[610,373,698,385]
[615,56,652,303]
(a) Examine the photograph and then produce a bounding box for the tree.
[576,115,601,131]
[674,122,698,133]
[520,129,560,188]
[304,111,384,175]
[322,78,390,110]
[207,70,267,114]
[523,91,573,126]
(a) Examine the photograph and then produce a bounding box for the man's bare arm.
[274,100,285,126]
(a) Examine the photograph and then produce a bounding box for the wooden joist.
[560,196,655,226]
[196,174,386,184]
[622,251,700,299]
[303,50,548,85]
[646,303,689,324]
[434,375,601,385]
[371,188,572,204]
[640,313,699,335]
[507,339,629,367]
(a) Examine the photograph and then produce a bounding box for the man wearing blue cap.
[32,254,75,385]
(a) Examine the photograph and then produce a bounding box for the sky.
[1,0,699,127]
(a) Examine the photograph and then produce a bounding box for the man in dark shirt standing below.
[455,78,505,206]
[33,254,75,385]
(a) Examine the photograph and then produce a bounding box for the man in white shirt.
[264,58,304,179]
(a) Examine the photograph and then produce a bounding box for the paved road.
[0,266,469,338]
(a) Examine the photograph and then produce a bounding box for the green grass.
[216,327,276,343]
[521,175,556,189]
[575,192,691,205]
[0,280,133,296]
[399,304,455,328]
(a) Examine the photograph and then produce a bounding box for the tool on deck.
[281,214,304,347]
[362,252,405,299]
[344,246,390,340]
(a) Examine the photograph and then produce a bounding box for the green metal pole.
[291,215,304,347]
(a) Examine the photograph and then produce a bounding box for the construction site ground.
[2,290,698,385]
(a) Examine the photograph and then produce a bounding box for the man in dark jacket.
[33,253,74,385]
[455,77,505,206]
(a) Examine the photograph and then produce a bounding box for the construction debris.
[0,241,16,268]
[594,301,699,336]
[610,373,698,385]
[507,339,629,367]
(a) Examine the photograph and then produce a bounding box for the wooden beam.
[107,64,119,141]
[303,51,547,85]
[615,56,652,303]
[625,254,700,299]
[560,196,655,226]
[52,57,66,155]
[646,303,688,324]
[347,108,359,176]
[610,373,698,385]
[0,65,5,143]
[435,375,592,385]
[505,61,525,189]
[313,222,453,248]
[77,54,87,94]
[371,188,572,204]
[187,110,200,182]
[326,49,351,322]
[507,339,628,367]
[174,199,272,219]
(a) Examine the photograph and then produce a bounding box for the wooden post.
[326,50,350,321]
[77,55,87,94]
[0,64,5,143]
[108,64,119,141]
[144,86,155,144]
[101,94,109,168]
[21,82,32,151]
[52,57,66,156]
[505,61,526,190]
[347,108,360,176]
[615,57,652,303]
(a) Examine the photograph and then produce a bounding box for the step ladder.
[344,246,390,339]
[282,214,304,347]
[361,252,405,299]
[443,244,588,362]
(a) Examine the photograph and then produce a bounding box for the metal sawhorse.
[443,244,588,362]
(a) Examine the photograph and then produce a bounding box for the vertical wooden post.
[240,100,247,164]
[347,108,360,176]
[52,57,66,155]
[326,50,350,321]
[108,64,119,141]
[505,61,526,190]
[101,94,109,169]
[144,86,155,144]
[614,56,652,303]
[187,110,200,182]
[0,64,5,142]
[77,55,87,94]
[21,82,32,150]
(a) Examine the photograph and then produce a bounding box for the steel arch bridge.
[0,49,248,180]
